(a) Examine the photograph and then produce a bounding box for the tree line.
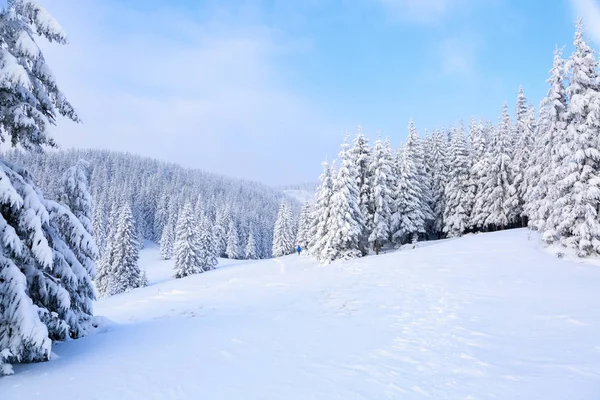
[300,21,600,263]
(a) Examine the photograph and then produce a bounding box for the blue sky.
[39,0,599,185]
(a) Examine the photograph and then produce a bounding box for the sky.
[34,0,600,186]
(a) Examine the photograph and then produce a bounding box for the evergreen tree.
[198,216,218,271]
[245,230,259,260]
[547,22,600,255]
[272,200,295,257]
[226,219,241,259]
[368,137,393,254]
[295,201,312,249]
[392,146,426,244]
[0,0,95,374]
[324,138,366,262]
[406,119,434,235]
[308,161,335,262]
[159,214,176,260]
[104,203,142,295]
[524,47,568,232]
[349,126,373,251]
[428,129,449,237]
[443,126,473,237]
[173,203,204,278]
[472,103,516,230]
[510,87,535,227]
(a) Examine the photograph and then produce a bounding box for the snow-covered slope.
[3,229,600,399]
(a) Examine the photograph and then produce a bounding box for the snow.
[3,229,600,399]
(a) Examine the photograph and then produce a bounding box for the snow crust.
[2,229,600,399]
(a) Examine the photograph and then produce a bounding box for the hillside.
[2,229,600,399]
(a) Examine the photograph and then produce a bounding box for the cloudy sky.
[37,0,599,185]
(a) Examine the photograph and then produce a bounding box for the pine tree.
[104,203,142,295]
[524,47,568,232]
[472,103,516,230]
[323,138,366,262]
[406,120,434,236]
[198,216,218,271]
[368,137,393,254]
[173,203,204,278]
[349,126,373,251]
[547,22,600,255]
[226,219,241,259]
[245,230,259,260]
[428,129,449,237]
[308,161,335,262]
[392,145,426,244]
[295,201,312,249]
[272,200,295,257]
[159,214,176,260]
[0,0,96,374]
[510,87,535,227]
[443,126,473,237]
[55,160,98,338]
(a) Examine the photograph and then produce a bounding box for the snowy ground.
[2,229,600,399]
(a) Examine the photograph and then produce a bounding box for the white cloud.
[36,0,338,185]
[570,0,600,44]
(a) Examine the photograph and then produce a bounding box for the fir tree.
[443,126,473,237]
[272,200,295,257]
[547,22,600,255]
[295,201,312,249]
[226,219,241,259]
[159,214,176,260]
[349,126,373,250]
[392,146,426,244]
[308,161,335,262]
[173,203,204,278]
[324,138,366,262]
[104,203,142,295]
[368,137,393,254]
[245,230,259,260]
[524,47,568,232]
[198,216,218,271]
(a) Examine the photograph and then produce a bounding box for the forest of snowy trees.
[6,149,296,263]
[301,21,600,264]
[0,0,296,375]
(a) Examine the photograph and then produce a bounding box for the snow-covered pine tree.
[349,126,373,251]
[245,229,259,260]
[443,125,473,237]
[159,214,176,260]
[323,138,366,262]
[55,159,98,338]
[510,87,535,227]
[367,137,393,254]
[546,22,600,256]
[104,202,143,294]
[524,47,568,232]
[472,103,516,230]
[272,200,295,257]
[198,216,218,271]
[392,144,426,244]
[295,201,312,250]
[226,219,241,259]
[0,0,101,374]
[308,160,335,262]
[427,129,448,238]
[173,203,204,278]
[406,120,434,238]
